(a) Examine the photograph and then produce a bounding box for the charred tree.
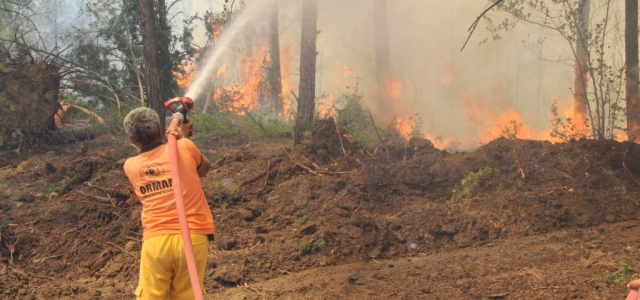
[626,0,640,140]
[294,0,318,145]
[574,0,592,134]
[137,0,165,130]
[269,3,284,117]
[374,0,391,91]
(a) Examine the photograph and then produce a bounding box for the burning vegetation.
[4,0,640,299]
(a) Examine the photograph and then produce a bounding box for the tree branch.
[461,0,505,51]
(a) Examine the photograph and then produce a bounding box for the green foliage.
[190,110,293,143]
[0,0,36,40]
[593,261,637,284]
[448,167,498,204]
[298,237,327,256]
[333,89,379,147]
[64,0,197,109]
[40,182,55,194]
[294,215,309,228]
[220,202,229,209]
[330,86,422,147]
[0,217,12,238]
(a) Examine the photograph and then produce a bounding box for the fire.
[213,43,269,114]
[393,117,413,140]
[317,94,335,119]
[489,109,533,140]
[385,78,402,100]
[176,61,197,90]
[462,89,544,143]
[563,98,590,136]
[216,62,228,77]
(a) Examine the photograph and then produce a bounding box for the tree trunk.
[374,0,391,92]
[138,0,165,131]
[269,3,284,118]
[294,0,318,145]
[574,0,592,135]
[157,0,175,99]
[626,0,640,140]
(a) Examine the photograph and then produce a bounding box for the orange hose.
[167,116,204,300]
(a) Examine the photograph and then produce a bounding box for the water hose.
[167,113,205,300]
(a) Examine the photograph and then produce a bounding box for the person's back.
[122,107,213,299]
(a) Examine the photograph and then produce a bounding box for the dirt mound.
[0,55,60,150]
[2,120,640,298]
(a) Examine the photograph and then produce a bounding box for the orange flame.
[394,117,413,140]
[385,78,402,101]
[317,94,335,119]
[216,62,228,77]
[563,98,590,136]
[176,62,197,90]
[213,43,269,114]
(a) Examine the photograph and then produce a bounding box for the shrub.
[298,237,327,256]
[593,261,637,284]
[448,166,498,204]
[294,215,309,228]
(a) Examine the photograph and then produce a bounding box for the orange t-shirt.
[124,139,214,240]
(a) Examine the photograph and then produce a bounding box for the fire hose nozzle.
[165,97,194,123]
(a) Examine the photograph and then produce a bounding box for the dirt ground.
[3,120,640,299]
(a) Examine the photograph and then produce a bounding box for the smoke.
[306,0,574,146]
[194,0,581,148]
[43,0,603,148]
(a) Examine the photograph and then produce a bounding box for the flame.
[563,98,590,136]
[213,43,269,114]
[385,78,402,101]
[317,94,335,119]
[394,117,413,140]
[216,62,228,77]
[461,89,546,143]
[489,109,533,140]
[176,61,197,90]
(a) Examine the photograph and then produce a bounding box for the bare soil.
[2,120,640,299]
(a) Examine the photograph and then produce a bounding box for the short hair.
[123,107,160,146]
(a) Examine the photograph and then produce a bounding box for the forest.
[2,0,640,299]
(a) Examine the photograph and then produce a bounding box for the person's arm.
[197,155,211,177]
[168,122,209,176]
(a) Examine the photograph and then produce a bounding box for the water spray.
[184,0,275,101]
[163,96,204,300]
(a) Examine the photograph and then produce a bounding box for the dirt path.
[209,219,640,300]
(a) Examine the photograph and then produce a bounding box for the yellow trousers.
[135,234,209,300]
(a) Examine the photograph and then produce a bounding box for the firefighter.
[122,107,213,299]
